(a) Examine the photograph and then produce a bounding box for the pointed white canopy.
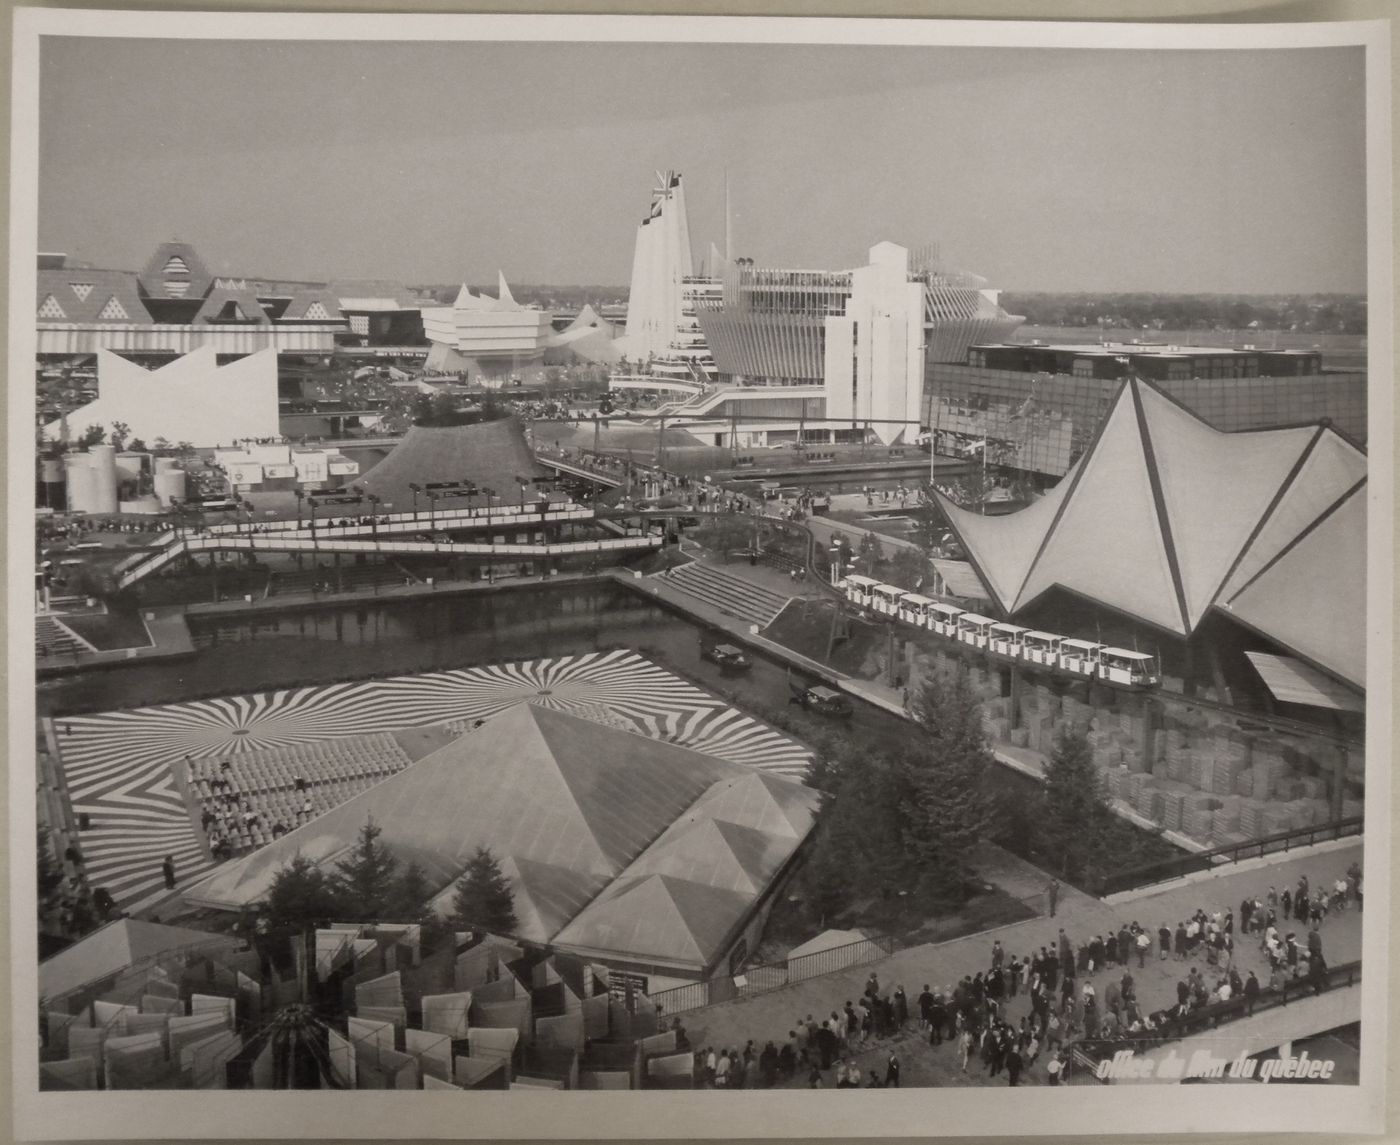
[936,377,1366,688]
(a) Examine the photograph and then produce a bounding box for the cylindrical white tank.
[40,458,63,484]
[89,445,119,514]
[153,468,187,507]
[64,454,97,513]
[154,456,178,473]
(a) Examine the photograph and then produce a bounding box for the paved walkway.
[679,841,1363,1089]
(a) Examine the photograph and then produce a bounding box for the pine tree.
[332,818,400,920]
[267,855,345,928]
[901,667,998,904]
[395,860,433,924]
[449,846,517,934]
[1041,724,1109,882]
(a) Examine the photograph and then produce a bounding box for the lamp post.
[408,483,421,521]
[427,491,438,531]
[293,488,304,528]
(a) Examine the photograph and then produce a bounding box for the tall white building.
[620,172,708,365]
[822,242,926,445]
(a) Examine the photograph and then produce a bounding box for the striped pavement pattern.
[54,651,813,909]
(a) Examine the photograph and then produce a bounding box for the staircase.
[35,615,94,660]
[660,562,791,628]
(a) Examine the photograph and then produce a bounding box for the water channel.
[38,581,903,758]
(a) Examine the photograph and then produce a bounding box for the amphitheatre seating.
[186,733,413,850]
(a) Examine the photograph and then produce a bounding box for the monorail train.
[839,574,1160,688]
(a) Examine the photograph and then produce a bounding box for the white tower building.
[621,171,695,362]
[823,242,925,445]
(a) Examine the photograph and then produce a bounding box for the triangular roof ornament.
[495,271,517,310]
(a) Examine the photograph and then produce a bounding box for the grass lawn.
[762,598,886,679]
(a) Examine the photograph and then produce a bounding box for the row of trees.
[795,665,1164,928]
[264,819,517,937]
[1003,292,1366,336]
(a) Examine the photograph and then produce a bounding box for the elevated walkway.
[658,562,791,628]
[112,502,644,589]
[533,448,625,487]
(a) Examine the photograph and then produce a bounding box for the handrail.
[1094,817,1364,897]
[648,933,899,1016]
[1069,959,1361,1082]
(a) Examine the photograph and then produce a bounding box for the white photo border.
[7,9,1392,1139]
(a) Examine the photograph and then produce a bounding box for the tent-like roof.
[37,268,153,325]
[186,706,818,973]
[39,918,236,1001]
[353,416,555,511]
[937,377,1366,689]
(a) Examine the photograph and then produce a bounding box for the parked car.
[789,684,853,718]
[701,642,751,672]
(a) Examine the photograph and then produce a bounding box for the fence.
[1094,817,1364,897]
[1068,959,1361,1083]
[649,934,899,1016]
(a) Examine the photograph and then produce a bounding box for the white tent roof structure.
[936,377,1366,690]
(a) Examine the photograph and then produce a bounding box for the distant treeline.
[1001,293,1366,335]
[413,284,628,310]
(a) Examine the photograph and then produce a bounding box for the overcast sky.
[38,37,1366,293]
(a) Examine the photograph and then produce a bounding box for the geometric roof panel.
[1218,427,1367,602]
[1138,383,1315,628]
[936,457,1080,611]
[1015,383,1187,632]
[1222,483,1366,689]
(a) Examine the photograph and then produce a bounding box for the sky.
[37,37,1367,294]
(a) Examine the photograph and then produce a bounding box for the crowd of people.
[677,862,1361,1090]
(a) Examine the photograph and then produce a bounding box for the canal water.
[36,582,905,756]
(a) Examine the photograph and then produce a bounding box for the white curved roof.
[938,377,1366,689]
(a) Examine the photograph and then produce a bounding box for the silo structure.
[64,454,96,513]
[40,458,64,484]
[89,445,119,514]
[153,467,187,507]
[154,456,178,473]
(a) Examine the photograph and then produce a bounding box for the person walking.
[885,1052,901,1088]
[161,854,177,890]
[958,1027,973,1073]
[1047,878,1060,918]
[1006,1045,1024,1086]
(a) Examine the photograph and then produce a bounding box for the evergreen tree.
[1040,724,1106,882]
[449,846,517,934]
[796,752,909,925]
[332,818,400,920]
[266,855,345,928]
[395,860,434,924]
[901,668,998,904]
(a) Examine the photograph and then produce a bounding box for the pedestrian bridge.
[533,449,626,488]
[112,501,659,589]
